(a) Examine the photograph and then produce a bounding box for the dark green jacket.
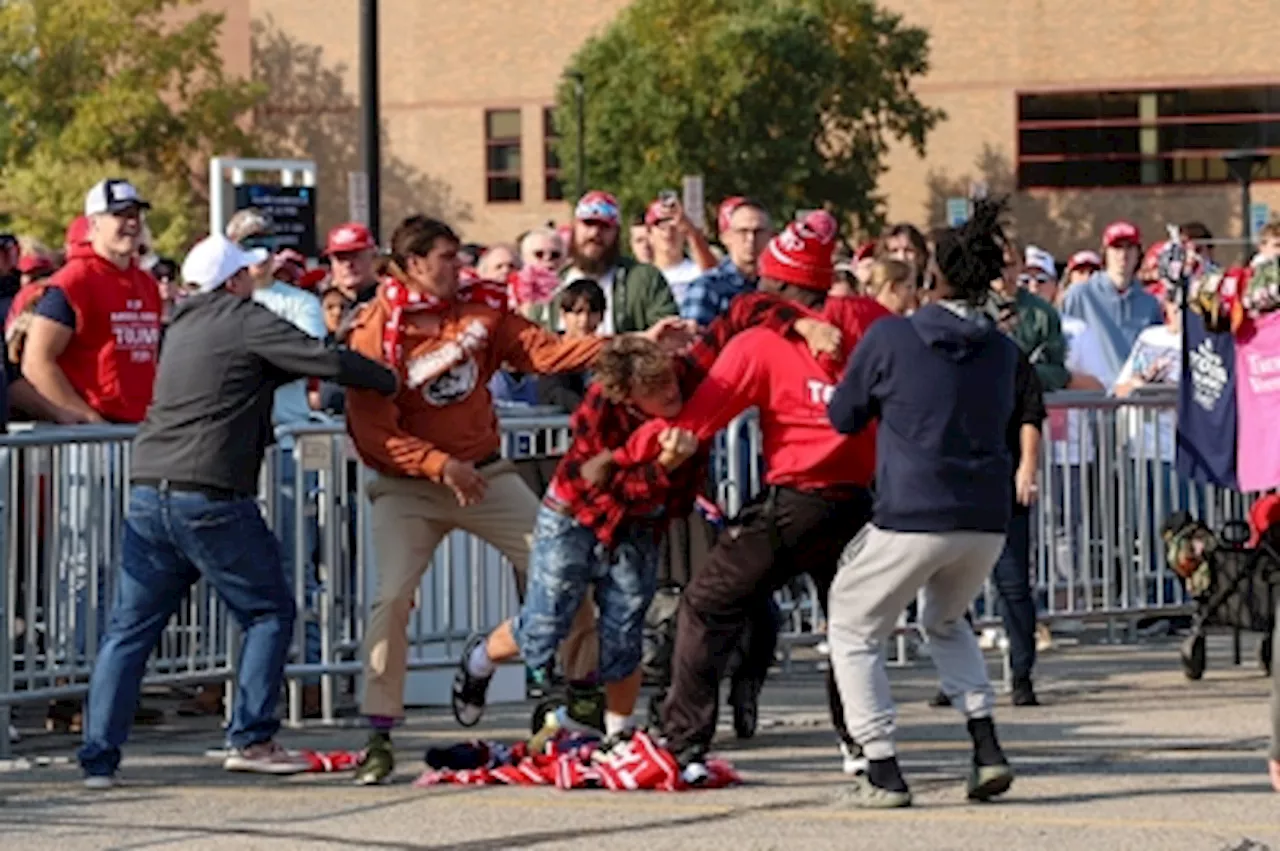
[531,257,677,333]
[990,288,1070,392]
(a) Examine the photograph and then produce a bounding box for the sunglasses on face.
[533,249,562,261]
[1018,273,1053,287]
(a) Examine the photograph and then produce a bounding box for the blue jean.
[514,505,660,683]
[991,510,1036,680]
[276,450,320,678]
[78,486,296,776]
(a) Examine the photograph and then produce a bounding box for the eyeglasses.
[533,249,563,261]
[1017,273,1053,287]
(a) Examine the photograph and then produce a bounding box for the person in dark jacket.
[825,198,1022,809]
[77,234,397,788]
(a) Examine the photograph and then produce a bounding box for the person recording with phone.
[645,190,718,308]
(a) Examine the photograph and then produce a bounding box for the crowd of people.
[3,173,1279,801]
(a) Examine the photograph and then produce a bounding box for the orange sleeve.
[344,308,453,481]
[495,311,605,375]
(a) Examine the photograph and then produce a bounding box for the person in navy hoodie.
[824,198,1024,809]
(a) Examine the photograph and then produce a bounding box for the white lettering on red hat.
[334,227,360,246]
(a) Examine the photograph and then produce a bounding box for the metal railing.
[0,393,1256,759]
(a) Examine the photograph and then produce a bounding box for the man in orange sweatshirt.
[345,214,685,785]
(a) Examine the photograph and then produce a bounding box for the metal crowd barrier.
[0,393,1257,760]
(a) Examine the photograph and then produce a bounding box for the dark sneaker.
[451,635,493,728]
[728,676,761,740]
[355,733,394,786]
[967,761,1014,801]
[223,741,311,775]
[564,682,606,734]
[928,690,951,708]
[592,729,636,764]
[1011,676,1039,707]
[676,744,710,786]
[841,773,913,809]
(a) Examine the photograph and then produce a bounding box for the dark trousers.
[991,509,1036,680]
[662,485,872,752]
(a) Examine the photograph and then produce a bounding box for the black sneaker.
[451,634,493,727]
[728,676,761,740]
[1011,676,1039,707]
[676,744,710,786]
[928,690,951,708]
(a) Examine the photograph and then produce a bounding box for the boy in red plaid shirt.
[451,293,840,745]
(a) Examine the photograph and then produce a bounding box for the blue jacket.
[828,303,1020,534]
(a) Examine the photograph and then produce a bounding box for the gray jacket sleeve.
[245,307,397,396]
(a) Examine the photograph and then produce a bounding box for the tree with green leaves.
[0,0,264,256]
[551,0,942,235]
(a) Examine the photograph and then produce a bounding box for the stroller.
[1163,510,1279,681]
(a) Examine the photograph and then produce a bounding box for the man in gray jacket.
[77,235,397,788]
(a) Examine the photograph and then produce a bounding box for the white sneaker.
[1035,623,1054,652]
[7,724,19,744]
[83,774,117,790]
[680,760,710,786]
[223,741,311,775]
[840,741,868,776]
[979,628,1002,651]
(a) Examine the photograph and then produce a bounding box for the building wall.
[206,0,1280,253]
[879,0,1280,253]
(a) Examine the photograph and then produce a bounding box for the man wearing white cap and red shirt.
[325,221,380,308]
[1061,221,1163,388]
[78,233,396,788]
[535,190,676,334]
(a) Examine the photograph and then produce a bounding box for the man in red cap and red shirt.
[534,191,676,334]
[1061,220,1163,388]
[604,211,891,782]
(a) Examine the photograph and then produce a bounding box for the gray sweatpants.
[828,525,1006,760]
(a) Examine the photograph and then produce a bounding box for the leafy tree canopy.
[553,0,943,234]
[0,0,263,256]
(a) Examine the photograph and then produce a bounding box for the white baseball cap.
[84,179,151,217]
[1023,245,1056,279]
[181,234,269,293]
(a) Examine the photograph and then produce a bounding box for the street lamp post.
[567,71,586,201]
[359,0,380,241]
[1223,149,1268,264]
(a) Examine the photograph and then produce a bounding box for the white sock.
[605,711,633,737]
[466,643,495,678]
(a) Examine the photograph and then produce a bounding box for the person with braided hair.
[825,198,1029,808]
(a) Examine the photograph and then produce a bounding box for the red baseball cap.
[1066,250,1102,272]
[853,240,877,263]
[573,191,620,226]
[644,199,676,227]
[1102,221,1141,249]
[716,197,748,233]
[324,222,376,256]
[18,254,54,275]
[65,215,91,249]
[297,268,328,292]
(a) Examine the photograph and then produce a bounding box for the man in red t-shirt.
[605,213,891,782]
[22,179,161,424]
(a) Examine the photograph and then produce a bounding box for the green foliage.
[553,0,943,234]
[0,0,264,255]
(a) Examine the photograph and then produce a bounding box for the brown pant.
[360,462,598,718]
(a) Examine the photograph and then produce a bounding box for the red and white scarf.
[381,267,508,367]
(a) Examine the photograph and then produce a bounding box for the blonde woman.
[864,258,918,316]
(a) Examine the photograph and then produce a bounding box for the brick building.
[207,0,1280,257]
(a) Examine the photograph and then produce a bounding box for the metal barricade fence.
[0,395,1257,760]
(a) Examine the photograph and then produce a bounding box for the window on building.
[544,107,564,202]
[485,109,522,203]
[1016,86,1280,189]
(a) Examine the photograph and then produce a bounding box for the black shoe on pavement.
[928,690,951,708]
[451,635,493,727]
[1011,676,1039,707]
[728,676,761,740]
[675,744,710,786]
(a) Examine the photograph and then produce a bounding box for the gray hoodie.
[1061,271,1163,387]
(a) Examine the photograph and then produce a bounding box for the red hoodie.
[613,295,890,492]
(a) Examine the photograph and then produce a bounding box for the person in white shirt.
[643,196,717,307]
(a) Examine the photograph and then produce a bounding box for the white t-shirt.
[1114,324,1181,462]
[660,259,701,307]
[1050,316,1104,465]
[563,266,617,335]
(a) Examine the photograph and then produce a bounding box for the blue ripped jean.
[514,505,660,684]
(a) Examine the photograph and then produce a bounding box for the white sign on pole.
[1250,202,1271,241]
[946,198,970,227]
[348,172,371,226]
[681,175,705,231]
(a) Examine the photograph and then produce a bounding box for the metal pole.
[1241,177,1253,265]
[359,0,381,241]
[571,72,585,200]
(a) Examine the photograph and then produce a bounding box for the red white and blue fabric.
[380,269,508,367]
[574,191,620,225]
[412,730,738,791]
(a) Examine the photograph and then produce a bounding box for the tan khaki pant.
[360,462,598,718]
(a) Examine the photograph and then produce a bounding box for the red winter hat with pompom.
[757,210,838,292]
